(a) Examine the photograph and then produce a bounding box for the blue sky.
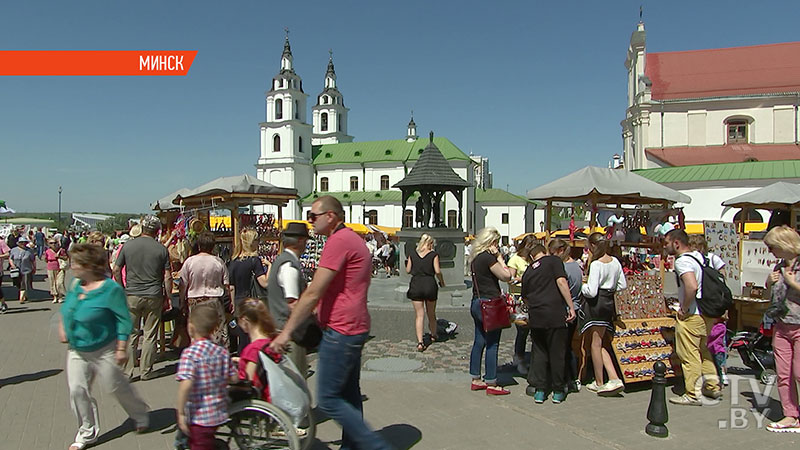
[3,0,800,213]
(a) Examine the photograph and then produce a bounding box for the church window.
[294,100,299,119]
[350,176,358,191]
[298,136,303,152]
[367,210,378,225]
[448,210,457,228]
[273,135,280,152]
[380,175,390,190]
[320,177,329,192]
[275,98,283,120]
[502,213,509,224]
[727,120,748,144]
[321,112,329,131]
[403,209,413,228]
[338,114,342,131]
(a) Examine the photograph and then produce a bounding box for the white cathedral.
[255,36,537,244]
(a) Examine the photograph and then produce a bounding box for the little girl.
[707,315,730,386]
[236,298,282,402]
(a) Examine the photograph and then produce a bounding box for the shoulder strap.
[470,259,481,299]
[678,253,707,268]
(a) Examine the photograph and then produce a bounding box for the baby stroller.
[729,323,776,385]
[215,346,315,450]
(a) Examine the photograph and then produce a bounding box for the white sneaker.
[598,379,625,396]
[722,374,730,386]
[586,381,599,392]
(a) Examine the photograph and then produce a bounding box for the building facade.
[255,36,535,241]
[621,22,800,222]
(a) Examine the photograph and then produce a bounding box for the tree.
[96,215,137,234]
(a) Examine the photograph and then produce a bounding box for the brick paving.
[1,262,799,449]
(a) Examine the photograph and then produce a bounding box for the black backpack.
[676,253,733,318]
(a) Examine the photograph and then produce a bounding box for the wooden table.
[732,296,770,331]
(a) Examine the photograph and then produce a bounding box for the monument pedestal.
[396,228,467,306]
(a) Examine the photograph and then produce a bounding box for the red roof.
[646,42,800,100]
[646,143,800,167]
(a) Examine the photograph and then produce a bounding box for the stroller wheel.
[760,369,777,385]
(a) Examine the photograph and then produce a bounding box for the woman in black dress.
[406,234,445,351]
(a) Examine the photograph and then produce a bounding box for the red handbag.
[472,262,512,332]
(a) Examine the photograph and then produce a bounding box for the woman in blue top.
[59,243,150,450]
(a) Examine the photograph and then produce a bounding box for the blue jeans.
[317,328,392,450]
[469,297,502,384]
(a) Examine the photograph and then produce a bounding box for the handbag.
[9,268,20,279]
[471,261,512,332]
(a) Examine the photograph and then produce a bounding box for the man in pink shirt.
[271,196,390,450]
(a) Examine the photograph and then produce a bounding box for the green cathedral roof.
[312,137,471,166]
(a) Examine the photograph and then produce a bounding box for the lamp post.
[362,199,367,224]
[58,186,63,230]
[540,220,545,232]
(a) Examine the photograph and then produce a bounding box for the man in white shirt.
[266,222,310,375]
[664,229,722,406]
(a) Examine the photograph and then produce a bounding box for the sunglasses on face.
[308,210,331,223]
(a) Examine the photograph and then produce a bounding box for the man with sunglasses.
[271,196,391,450]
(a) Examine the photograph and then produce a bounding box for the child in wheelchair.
[233,298,312,438]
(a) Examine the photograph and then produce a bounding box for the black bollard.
[645,361,669,438]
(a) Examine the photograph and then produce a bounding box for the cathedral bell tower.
[311,51,354,145]
[256,31,314,220]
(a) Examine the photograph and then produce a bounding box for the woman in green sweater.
[59,243,150,450]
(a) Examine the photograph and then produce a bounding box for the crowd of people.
[2,208,800,446]
[460,225,799,433]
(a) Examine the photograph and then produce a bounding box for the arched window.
[403,209,414,228]
[321,112,328,131]
[320,177,329,192]
[380,175,390,190]
[275,98,283,120]
[273,134,280,153]
[733,209,763,223]
[294,100,299,119]
[349,176,358,191]
[367,210,378,225]
[447,210,457,228]
[298,136,303,153]
[338,113,342,131]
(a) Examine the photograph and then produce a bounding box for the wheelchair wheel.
[215,399,300,450]
[297,408,316,450]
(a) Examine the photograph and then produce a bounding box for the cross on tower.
[284,27,290,38]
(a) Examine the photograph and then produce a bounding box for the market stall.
[172,174,297,263]
[721,182,800,329]
[527,166,692,383]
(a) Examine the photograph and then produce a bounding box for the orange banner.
[0,51,197,76]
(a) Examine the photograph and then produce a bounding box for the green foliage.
[96,215,138,234]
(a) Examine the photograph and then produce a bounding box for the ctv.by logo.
[709,377,775,430]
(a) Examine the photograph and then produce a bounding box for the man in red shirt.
[271,196,391,450]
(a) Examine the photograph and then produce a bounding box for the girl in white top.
[580,233,626,396]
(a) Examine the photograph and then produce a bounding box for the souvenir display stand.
[527,166,693,384]
[721,183,800,330]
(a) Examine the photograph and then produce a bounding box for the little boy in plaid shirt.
[176,304,237,450]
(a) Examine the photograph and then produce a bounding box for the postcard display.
[703,220,742,295]
[741,239,777,288]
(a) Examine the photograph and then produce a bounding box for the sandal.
[766,418,800,433]
[416,342,427,352]
[68,441,94,450]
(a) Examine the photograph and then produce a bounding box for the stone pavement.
[1,263,798,449]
